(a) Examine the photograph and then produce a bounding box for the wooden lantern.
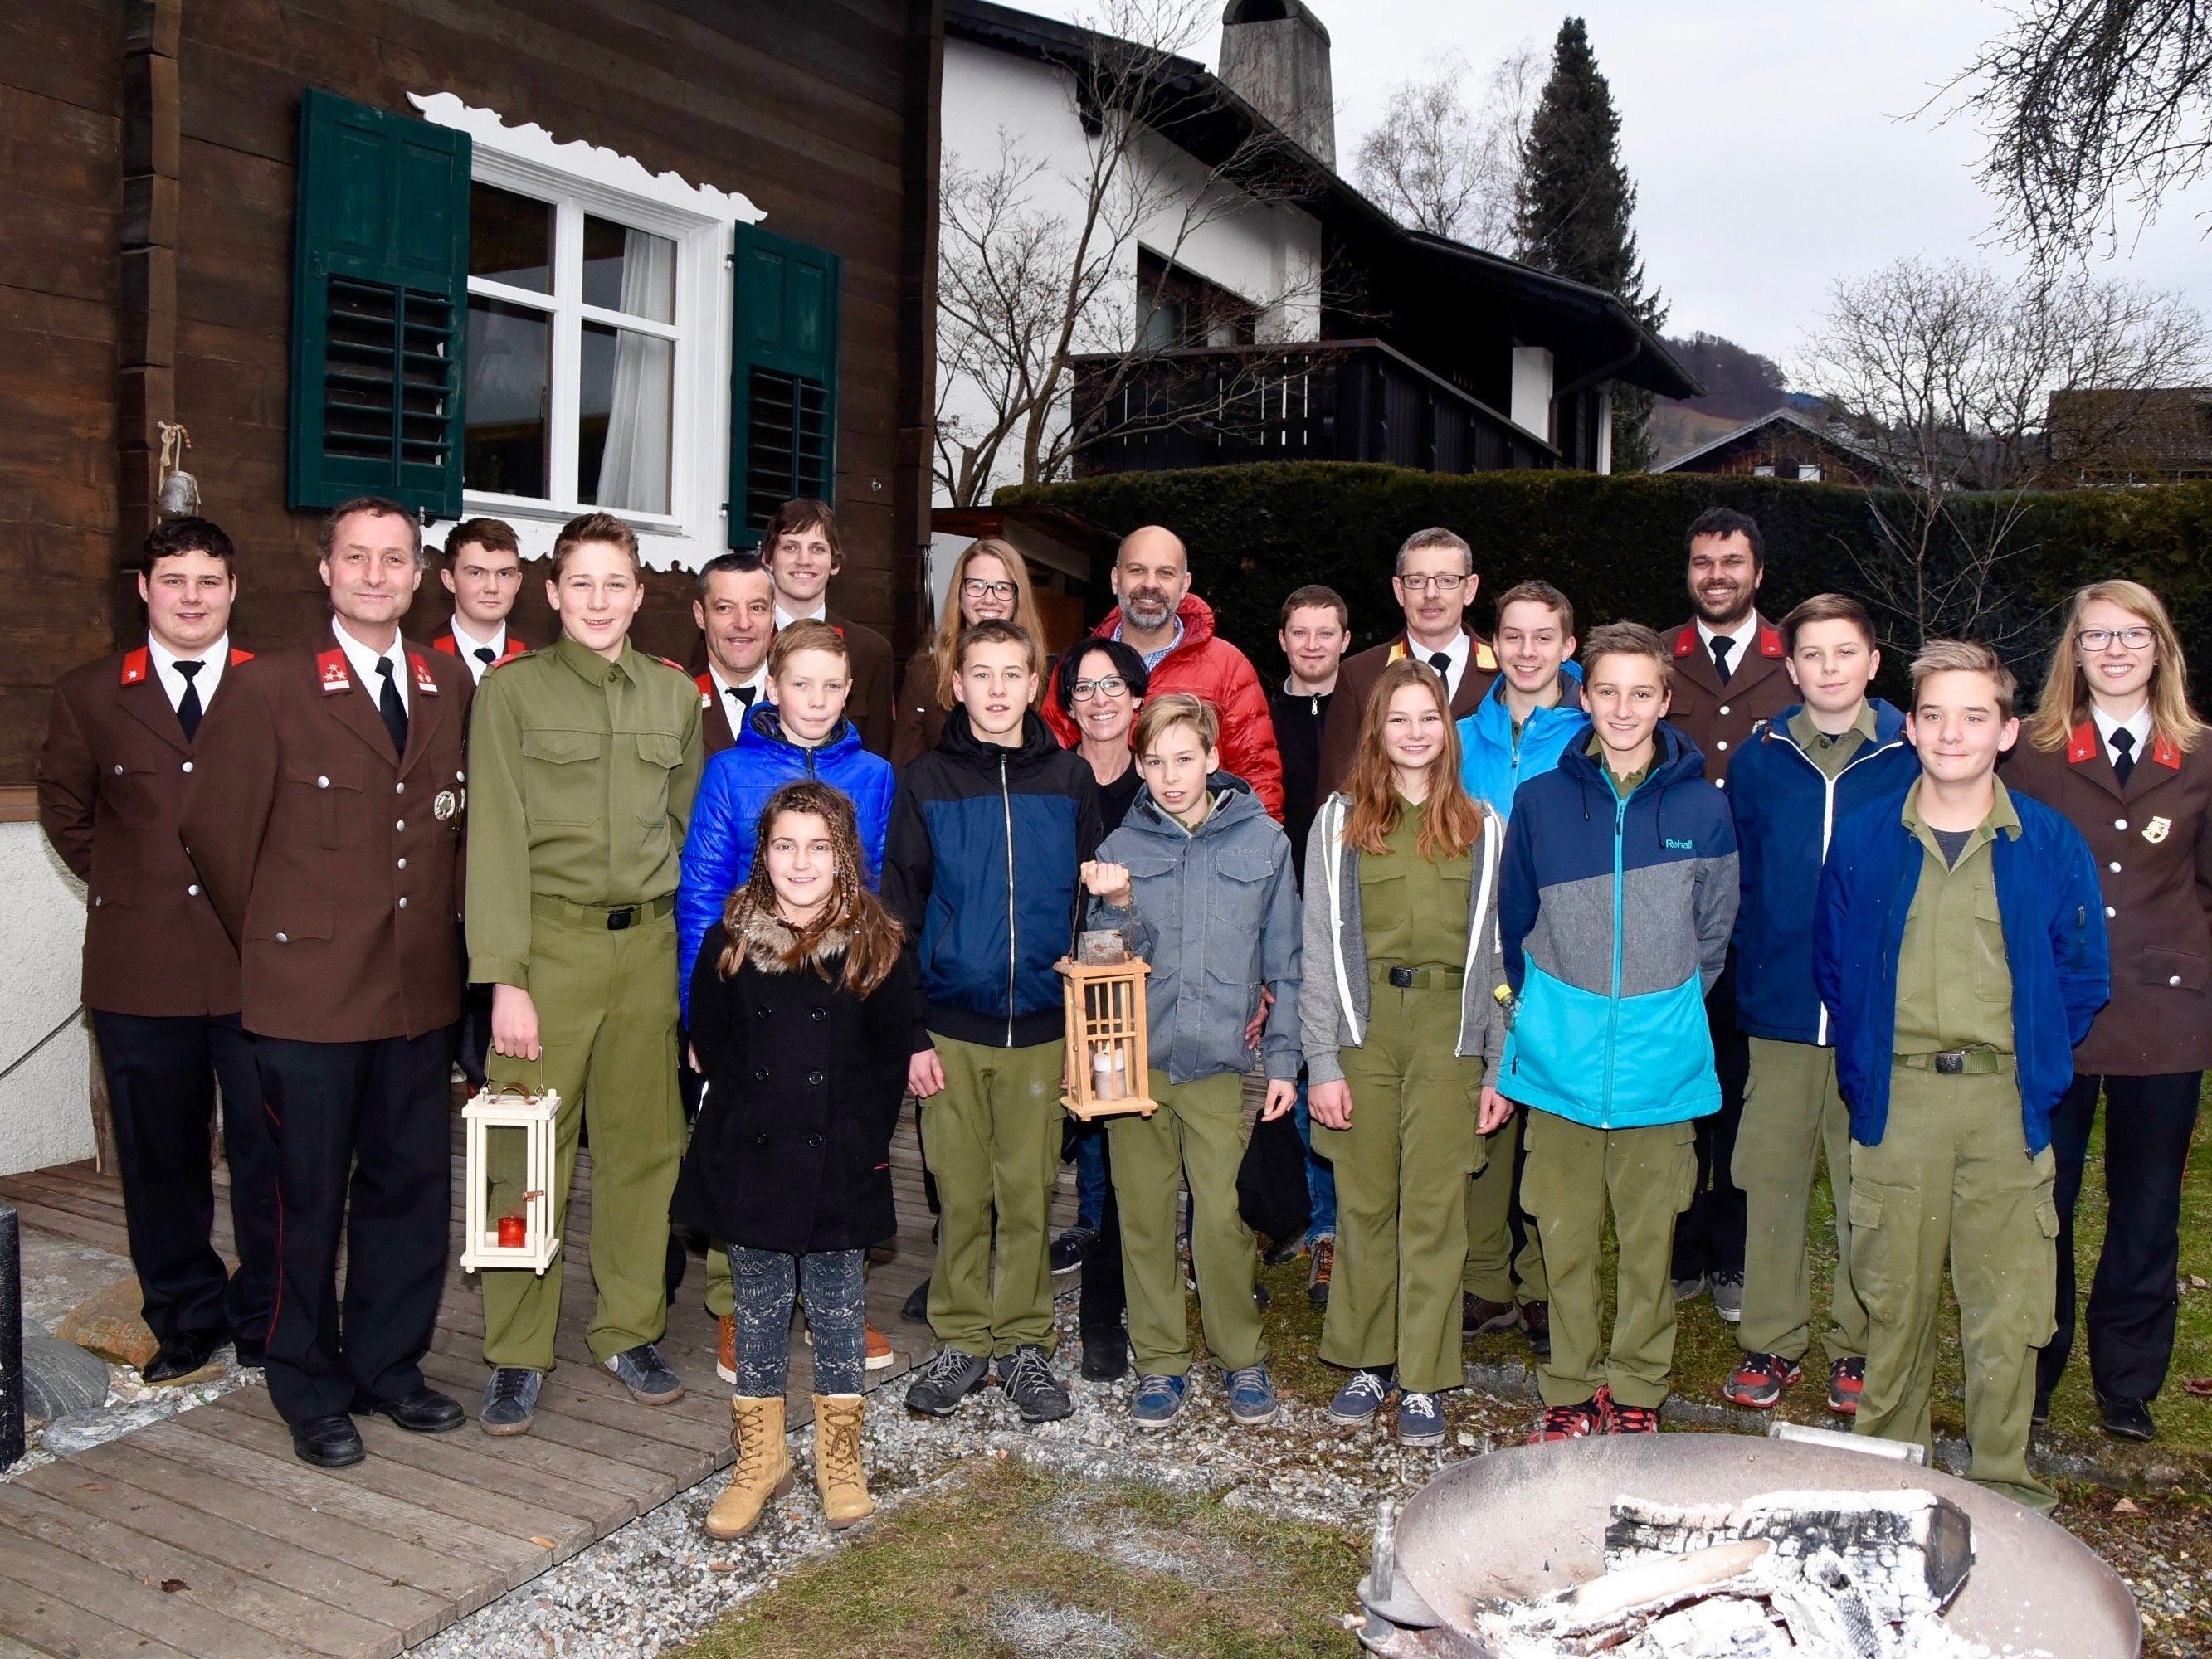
[1057,947,1160,1121]
[459,1084,563,1274]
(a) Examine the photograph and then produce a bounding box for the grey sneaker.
[1709,1269,1745,1323]
[996,1345,1074,1423]
[480,1366,543,1436]
[905,1347,991,1417]
[603,1342,685,1405]
[1671,1272,1708,1305]
[1225,1365,1279,1426]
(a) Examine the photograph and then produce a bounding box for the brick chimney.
[1218,0,1336,171]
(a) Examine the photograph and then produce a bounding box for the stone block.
[55,1275,160,1369]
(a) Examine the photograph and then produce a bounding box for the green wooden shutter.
[288,89,470,517]
[727,222,840,548]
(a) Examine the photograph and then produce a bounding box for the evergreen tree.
[1516,17,1667,471]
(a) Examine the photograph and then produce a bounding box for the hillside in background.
[1644,331,1825,468]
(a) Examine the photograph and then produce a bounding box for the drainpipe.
[1,1200,21,1471]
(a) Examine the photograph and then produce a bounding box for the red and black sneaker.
[1722,1352,1803,1410]
[1829,1355,1865,1416]
[1607,1395,1662,1434]
[1527,1397,1607,1443]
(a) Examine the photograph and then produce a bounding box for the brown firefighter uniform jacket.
[180,630,473,1044]
[2004,724,2212,1075]
[1664,616,1793,788]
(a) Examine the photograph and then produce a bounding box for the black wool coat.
[672,915,920,1254]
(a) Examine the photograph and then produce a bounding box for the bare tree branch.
[1351,46,1538,251]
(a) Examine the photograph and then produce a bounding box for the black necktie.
[1711,636,1736,684]
[728,684,756,710]
[2111,727,2136,786]
[173,659,204,742]
[376,656,409,757]
[474,645,496,667]
[1427,651,1452,682]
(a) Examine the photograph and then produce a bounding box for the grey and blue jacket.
[1087,777,1302,1084]
[1298,791,1509,1087]
[1498,723,1737,1128]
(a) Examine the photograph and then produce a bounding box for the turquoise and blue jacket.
[1456,661,1588,822]
[1498,723,1738,1127]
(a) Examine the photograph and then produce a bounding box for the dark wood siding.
[3,0,937,782]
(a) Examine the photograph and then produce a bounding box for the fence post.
[0,1199,22,1470]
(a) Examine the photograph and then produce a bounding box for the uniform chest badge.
[434,789,460,822]
[2143,816,2171,844]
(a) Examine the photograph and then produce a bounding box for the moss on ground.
[671,1457,1364,1659]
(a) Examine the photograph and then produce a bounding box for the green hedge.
[1003,464,2212,708]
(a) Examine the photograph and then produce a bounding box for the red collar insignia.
[318,648,351,694]
[2068,721,2099,765]
[119,647,151,686]
[228,646,253,666]
[2152,731,2183,770]
[411,653,438,695]
[1671,625,1698,659]
[1756,623,1785,659]
[695,671,716,709]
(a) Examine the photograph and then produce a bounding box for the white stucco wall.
[938,36,1324,504]
[0,823,95,1176]
[1510,346,1554,440]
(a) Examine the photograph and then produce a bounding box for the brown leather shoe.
[716,1315,736,1385]
[1463,1292,1518,1335]
[1306,1234,1334,1306]
[1519,1301,1551,1358]
[865,1325,894,1371]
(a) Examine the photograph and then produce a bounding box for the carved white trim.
[407,91,766,226]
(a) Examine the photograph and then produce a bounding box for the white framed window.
[1752,463,1776,478]
[410,93,763,570]
[1797,463,1823,481]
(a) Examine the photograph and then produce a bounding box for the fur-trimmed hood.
[727,904,851,975]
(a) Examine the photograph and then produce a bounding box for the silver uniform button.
[396,782,406,795]
[181,761,192,773]
[188,883,199,896]
[2115,819,2127,831]
[395,820,406,833]
[2170,975,2183,987]
[2106,906,2117,918]
[1716,776,1727,790]
[275,932,288,943]
[1718,704,1731,717]
[1717,739,1730,752]
[2108,860,2122,873]
[397,857,407,870]
[397,896,409,910]
[317,776,329,789]
[113,764,123,776]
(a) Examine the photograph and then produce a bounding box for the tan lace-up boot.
[811,1394,872,1529]
[704,1395,792,1540]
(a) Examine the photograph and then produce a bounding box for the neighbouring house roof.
[1653,406,1894,477]
[943,0,1700,401]
[2045,385,2212,479]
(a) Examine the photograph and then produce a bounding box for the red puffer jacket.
[1044,593,1284,820]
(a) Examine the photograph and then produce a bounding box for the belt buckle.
[1935,1049,1966,1075]
[607,905,636,932]
[1388,966,1415,989]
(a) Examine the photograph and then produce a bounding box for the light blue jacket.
[1457,662,1588,822]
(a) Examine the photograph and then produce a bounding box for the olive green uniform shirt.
[1893,776,2020,1055]
[466,635,704,987]
[1361,796,1473,970]
[1786,702,1878,780]
[1587,732,1651,797]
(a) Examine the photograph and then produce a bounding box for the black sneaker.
[1079,1326,1129,1383]
[904,1348,991,1417]
[900,1277,933,1325]
[2098,1394,2156,1443]
[996,1345,1074,1423]
[1261,1230,1308,1267]
[1050,1226,1095,1276]
[480,1366,543,1437]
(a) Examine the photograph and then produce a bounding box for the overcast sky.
[1019,0,2212,381]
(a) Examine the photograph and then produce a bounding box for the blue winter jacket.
[676,704,894,1021]
[1457,660,1588,822]
[1498,723,1739,1128]
[1729,701,1920,1045]
[1813,781,2109,1155]
[882,707,1102,1049]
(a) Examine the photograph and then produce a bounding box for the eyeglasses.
[962,578,1017,601]
[2077,626,2154,651]
[1071,676,1129,701]
[1398,573,1468,595]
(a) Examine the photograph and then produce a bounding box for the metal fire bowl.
[1386,1433,2139,1658]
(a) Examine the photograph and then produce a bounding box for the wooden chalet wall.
[1,0,943,785]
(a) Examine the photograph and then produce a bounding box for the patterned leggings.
[728,1244,867,1397]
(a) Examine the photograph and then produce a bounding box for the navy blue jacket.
[1813,782,2110,1155]
[1728,701,1920,1045]
[882,707,1102,1048]
[675,705,895,1023]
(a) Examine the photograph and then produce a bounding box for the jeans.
[1293,1078,1337,1236]
[1074,1121,1108,1232]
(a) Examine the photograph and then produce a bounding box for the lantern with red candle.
[459,1083,564,1273]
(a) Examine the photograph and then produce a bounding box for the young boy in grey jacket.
[1082,694,1302,1429]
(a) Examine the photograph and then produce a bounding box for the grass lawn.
[672,1457,1366,1659]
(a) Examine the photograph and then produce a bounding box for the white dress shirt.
[447,617,508,684]
[709,659,768,719]
[148,633,229,713]
[334,620,408,715]
[2091,703,2154,771]
[1406,630,1472,701]
[1696,615,1758,679]
[774,600,828,630]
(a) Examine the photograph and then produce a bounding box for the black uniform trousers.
[1671,956,1751,1282]
[255,1026,455,1423]
[2038,1069,2203,1404]
[90,1010,278,1349]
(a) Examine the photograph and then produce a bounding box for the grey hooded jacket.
[1085,779,1302,1084]
[1299,791,1508,1087]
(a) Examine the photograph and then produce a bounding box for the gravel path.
[412,1292,2211,1659]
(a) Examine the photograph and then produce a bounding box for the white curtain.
[597,228,674,514]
